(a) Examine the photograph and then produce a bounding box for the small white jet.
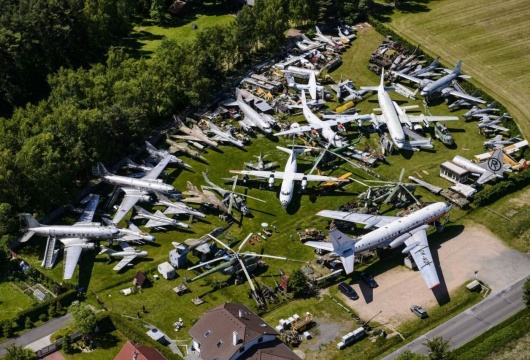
[100,242,148,271]
[232,88,274,134]
[133,206,190,229]
[361,70,459,151]
[315,26,344,51]
[275,90,369,148]
[452,148,505,184]
[145,141,191,169]
[330,77,368,102]
[205,122,245,148]
[244,153,278,171]
[154,192,206,218]
[95,155,178,225]
[20,195,122,280]
[286,72,326,101]
[306,202,453,289]
[230,146,349,208]
[102,218,156,243]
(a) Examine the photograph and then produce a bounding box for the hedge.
[473,169,530,206]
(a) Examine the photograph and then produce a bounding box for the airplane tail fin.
[133,206,150,217]
[478,149,504,176]
[329,229,355,275]
[236,87,242,101]
[93,162,111,177]
[315,26,322,35]
[145,141,158,152]
[308,72,317,100]
[20,214,40,242]
[453,60,462,75]
[300,89,308,108]
[99,246,116,255]
[286,75,296,87]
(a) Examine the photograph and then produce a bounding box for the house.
[188,303,301,360]
[114,341,166,360]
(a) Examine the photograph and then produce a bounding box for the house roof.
[114,341,166,360]
[188,303,278,360]
[244,339,302,360]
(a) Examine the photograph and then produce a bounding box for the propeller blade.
[399,168,405,182]
[188,256,229,270]
[242,253,306,262]
[237,233,253,253]
[207,234,234,253]
[237,257,257,292]
[231,176,238,192]
[228,193,234,215]
[401,184,421,205]
[348,177,370,187]
[231,192,266,203]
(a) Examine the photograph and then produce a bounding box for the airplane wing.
[404,230,440,289]
[112,192,140,224]
[393,72,422,84]
[407,115,459,123]
[324,114,372,126]
[61,242,84,280]
[163,206,188,215]
[304,241,334,252]
[145,219,169,228]
[476,172,496,184]
[142,155,172,180]
[119,242,133,251]
[447,89,486,104]
[113,256,136,271]
[484,124,509,132]
[274,124,323,137]
[316,210,400,228]
[76,194,100,224]
[230,170,285,179]
[181,196,206,204]
[292,173,350,182]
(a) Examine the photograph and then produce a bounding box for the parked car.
[410,305,428,319]
[338,282,359,300]
[360,272,378,288]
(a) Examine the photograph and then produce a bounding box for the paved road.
[0,313,72,357]
[383,276,528,359]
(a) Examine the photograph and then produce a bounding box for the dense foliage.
[524,279,530,309]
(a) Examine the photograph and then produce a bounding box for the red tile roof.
[114,341,166,360]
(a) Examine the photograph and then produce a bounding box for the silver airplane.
[452,149,505,184]
[394,61,486,104]
[154,192,206,218]
[95,155,178,224]
[171,116,219,148]
[406,57,441,78]
[165,135,208,162]
[390,44,420,71]
[122,158,154,172]
[307,202,453,289]
[20,195,122,279]
[244,153,278,171]
[102,218,156,243]
[315,26,344,50]
[133,206,190,229]
[477,113,510,133]
[99,242,148,271]
[463,102,500,119]
[286,72,326,101]
[145,141,191,169]
[205,122,245,148]
[329,77,368,102]
[484,135,522,149]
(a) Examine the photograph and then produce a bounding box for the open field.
[386,0,530,138]
[0,282,35,321]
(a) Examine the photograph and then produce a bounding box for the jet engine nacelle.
[77,243,96,250]
[138,195,152,202]
[301,178,308,190]
[268,175,275,188]
[419,79,431,90]
[388,224,429,249]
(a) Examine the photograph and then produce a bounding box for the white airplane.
[285,72,325,100]
[95,155,178,224]
[232,88,274,134]
[361,70,459,151]
[99,242,148,271]
[102,219,156,243]
[145,141,191,169]
[274,90,369,148]
[337,26,355,43]
[315,26,344,50]
[133,206,190,229]
[154,192,206,218]
[20,195,122,280]
[230,146,349,208]
[330,77,368,102]
[306,202,453,289]
[244,153,278,171]
[204,122,245,148]
[394,61,485,104]
[452,148,505,184]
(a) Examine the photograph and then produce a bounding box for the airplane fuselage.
[109,250,148,258]
[303,104,345,147]
[279,153,297,208]
[237,99,272,134]
[378,85,406,148]
[137,213,189,228]
[421,73,457,97]
[156,200,206,218]
[103,175,176,194]
[29,225,120,240]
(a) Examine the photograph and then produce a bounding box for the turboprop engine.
[388,224,429,249]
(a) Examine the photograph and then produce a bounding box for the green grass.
[60,330,128,360]
[385,0,530,139]
[0,282,36,321]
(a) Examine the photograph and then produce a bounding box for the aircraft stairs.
[105,186,121,211]
[41,236,59,269]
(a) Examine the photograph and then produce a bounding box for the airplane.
[361,70,459,151]
[182,181,229,213]
[296,40,325,52]
[231,88,274,134]
[171,116,219,148]
[447,91,482,110]
[102,218,156,243]
[451,148,505,184]
[483,135,522,149]
[405,57,441,78]
[165,135,208,163]
[145,141,191,169]
[274,90,369,148]
[315,26,344,50]
[94,155,178,225]
[286,72,326,101]
[306,202,453,289]
[463,102,500,119]
[204,122,245,148]
[20,195,122,280]
[390,45,421,72]
[393,60,486,104]
[329,77,368,102]
[154,192,206,218]
[477,113,510,133]
[230,146,349,208]
[99,242,148,271]
[244,153,278,171]
[337,26,355,43]
[122,158,154,172]
[133,206,190,229]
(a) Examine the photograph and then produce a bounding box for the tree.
[70,303,97,336]
[288,269,307,297]
[396,351,427,360]
[423,337,455,360]
[253,0,290,53]
[4,344,36,360]
[3,321,13,338]
[62,333,74,354]
[523,278,530,309]
[24,317,32,330]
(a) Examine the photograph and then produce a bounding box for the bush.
[39,314,47,322]
[24,317,32,330]
[3,321,13,338]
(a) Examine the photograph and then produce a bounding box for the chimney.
[233,331,239,346]
[238,309,243,318]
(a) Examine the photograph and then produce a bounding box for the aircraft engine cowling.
[301,178,308,190]
[268,175,275,188]
[419,79,431,90]
[78,243,96,250]
[388,225,429,249]
[138,195,152,202]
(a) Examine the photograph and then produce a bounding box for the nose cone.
[280,200,289,208]
[147,235,156,242]
[444,202,453,212]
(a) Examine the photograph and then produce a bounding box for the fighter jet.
[406,57,441,78]
[329,77,368,102]
[390,45,420,72]
[361,70,459,151]
[447,91,482,110]
[133,206,190,229]
[145,141,191,169]
[182,181,229,213]
[204,122,245,148]
[20,195,122,280]
[230,146,349,208]
[306,202,453,289]
[99,242,148,271]
[171,116,219,148]
[154,192,206,218]
[394,61,486,104]
[102,218,156,243]
[483,135,523,149]
[122,158,154,172]
[274,90,369,148]
[337,26,355,43]
[463,102,500,120]
[94,155,179,224]
[477,113,510,133]
[244,153,278,171]
[451,148,505,184]
[165,135,208,162]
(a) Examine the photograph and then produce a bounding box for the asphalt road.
[0,313,72,357]
[383,276,528,359]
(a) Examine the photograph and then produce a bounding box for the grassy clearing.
[0,282,35,322]
[60,330,128,360]
[385,0,530,139]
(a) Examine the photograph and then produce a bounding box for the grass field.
[60,330,128,360]
[0,282,35,322]
[386,0,530,138]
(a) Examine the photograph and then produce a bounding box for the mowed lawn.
[0,282,35,321]
[387,0,530,138]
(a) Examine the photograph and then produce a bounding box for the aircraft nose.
[445,202,453,211]
[281,201,288,208]
[420,90,428,97]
